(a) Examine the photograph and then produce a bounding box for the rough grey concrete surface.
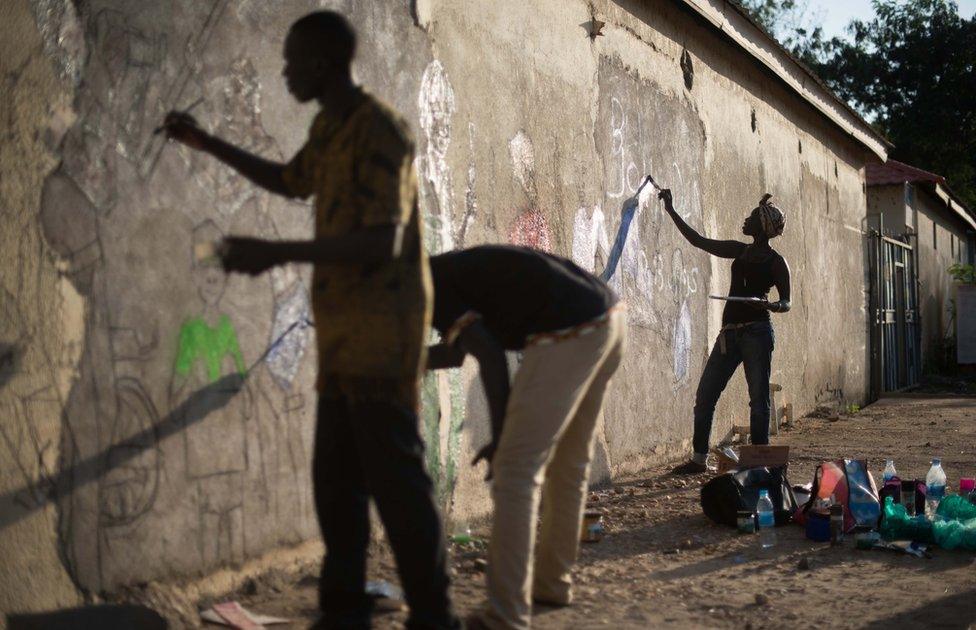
[0,0,878,609]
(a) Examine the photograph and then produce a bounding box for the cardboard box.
[716,445,789,473]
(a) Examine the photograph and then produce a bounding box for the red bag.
[794,459,881,532]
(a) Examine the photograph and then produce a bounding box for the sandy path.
[237,396,976,629]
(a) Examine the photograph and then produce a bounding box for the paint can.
[581,510,604,543]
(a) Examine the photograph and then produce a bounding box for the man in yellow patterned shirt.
[162,11,457,629]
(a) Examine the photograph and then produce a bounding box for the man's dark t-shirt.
[429,245,618,351]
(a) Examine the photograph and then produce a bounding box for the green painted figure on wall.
[169,219,251,568]
[174,314,246,384]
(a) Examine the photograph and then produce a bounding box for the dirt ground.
[234,396,976,629]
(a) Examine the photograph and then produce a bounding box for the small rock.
[797,557,811,571]
[473,558,488,572]
[828,415,840,422]
[754,593,769,606]
[680,538,695,549]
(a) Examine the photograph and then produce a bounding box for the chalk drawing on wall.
[507,130,553,251]
[509,130,537,203]
[39,162,171,587]
[577,188,659,328]
[572,205,611,273]
[458,122,479,247]
[574,56,709,388]
[99,378,161,528]
[265,283,310,391]
[416,59,467,510]
[0,286,59,511]
[508,208,553,251]
[672,300,692,387]
[24,0,322,590]
[418,59,457,254]
[138,0,231,178]
[30,0,85,87]
[170,220,251,568]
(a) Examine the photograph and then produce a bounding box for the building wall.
[1,0,874,606]
[914,188,972,356]
[868,183,911,234]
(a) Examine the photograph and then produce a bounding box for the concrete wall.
[0,0,874,609]
[867,182,973,360]
[913,188,972,354]
[868,183,910,234]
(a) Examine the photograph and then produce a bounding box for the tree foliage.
[739,0,976,209]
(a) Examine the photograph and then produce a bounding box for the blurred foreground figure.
[162,11,458,629]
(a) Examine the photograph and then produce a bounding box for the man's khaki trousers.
[482,309,626,629]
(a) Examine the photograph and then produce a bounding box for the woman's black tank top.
[722,247,782,325]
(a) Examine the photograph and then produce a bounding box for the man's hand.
[160,111,208,150]
[220,237,283,276]
[658,188,674,212]
[472,441,497,481]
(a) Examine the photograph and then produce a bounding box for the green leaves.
[948,263,976,284]
[740,0,976,210]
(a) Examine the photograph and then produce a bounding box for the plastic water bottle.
[757,489,776,549]
[925,458,947,520]
[883,459,898,483]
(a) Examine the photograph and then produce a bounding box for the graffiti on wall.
[507,130,554,251]
[573,57,708,388]
[416,58,467,510]
[22,0,317,591]
[418,59,458,254]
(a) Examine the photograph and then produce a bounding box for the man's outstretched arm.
[161,112,294,198]
[220,225,404,275]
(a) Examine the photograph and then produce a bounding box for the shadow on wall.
[0,373,245,533]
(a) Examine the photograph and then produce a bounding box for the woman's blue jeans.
[693,321,775,456]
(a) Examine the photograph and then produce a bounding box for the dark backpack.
[700,466,797,527]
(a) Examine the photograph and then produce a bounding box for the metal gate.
[868,217,921,399]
